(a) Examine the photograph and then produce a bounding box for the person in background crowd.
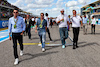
[45,13,53,41]
[25,15,34,40]
[82,15,88,35]
[68,15,71,31]
[91,16,96,34]
[50,17,53,28]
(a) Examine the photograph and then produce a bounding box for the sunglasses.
[13,12,18,13]
[41,15,44,16]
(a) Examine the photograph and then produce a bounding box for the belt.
[12,32,21,34]
[60,27,67,28]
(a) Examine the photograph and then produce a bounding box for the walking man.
[8,8,25,65]
[25,15,34,39]
[35,13,47,52]
[50,17,53,28]
[45,13,53,41]
[56,9,69,48]
[71,10,83,49]
[83,15,88,35]
[91,16,96,34]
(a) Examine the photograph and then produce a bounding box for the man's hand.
[35,30,37,33]
[60,19,64,21]
[9,37,11,40]
[20,32,23,35]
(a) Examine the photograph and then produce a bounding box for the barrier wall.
[0,20,8,28]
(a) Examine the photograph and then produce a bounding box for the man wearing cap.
[56,9,69,48]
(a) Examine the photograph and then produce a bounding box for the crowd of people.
[8,8,98,65]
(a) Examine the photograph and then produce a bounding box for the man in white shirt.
[56,9,69,48]
[45,13,53,41]
[91,16,96,34]
[71,10,83,49]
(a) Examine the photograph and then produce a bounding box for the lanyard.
[39,20,43,28]
[13,17,18,28]
[14,17,18,24]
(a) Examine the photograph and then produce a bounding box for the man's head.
[45,13,48,16]
[26,15,30,19]
[73,10,76,15]
[60,9,64,15]
[68,15,70,18]
[40,13,44,19]
[13,8,19,17]
[92,16,94,19]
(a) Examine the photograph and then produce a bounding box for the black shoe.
[73,43,76,49]
[76,45,79,48]
[76,42,78,48]
[73,46,76,49]
[29,38,32,40]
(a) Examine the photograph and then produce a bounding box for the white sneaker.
[38,42,42,47]
[20,50,23,56]
[14,58,19,65]
[42,48,45,52]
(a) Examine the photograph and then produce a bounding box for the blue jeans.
[59,27,68,45]
[38,30,46,48]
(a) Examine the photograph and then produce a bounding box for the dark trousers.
[73,27,80,45]
[46,28,52,41]
[12,33,23,59]
[51,25,53,28]
[91,24,95,34]
[26,27,31,39]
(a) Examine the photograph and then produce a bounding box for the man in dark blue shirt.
[35,13,47,52]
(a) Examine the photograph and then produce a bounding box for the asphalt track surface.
[1,25,100,67]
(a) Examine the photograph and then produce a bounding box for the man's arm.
[56,16,63,23]
[21,18,26,35]
[35,25,38,33]
[80,21,83,26]
[8,19,12,40]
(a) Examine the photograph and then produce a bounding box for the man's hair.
[92,16,94,18]
[13,8,19,12]
[40,13,44,16]
[73,10,76,12]
[45,13,48,16]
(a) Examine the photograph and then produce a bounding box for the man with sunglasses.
[56,9,69,48]
[35,13,47,52]
[8,8,25,65]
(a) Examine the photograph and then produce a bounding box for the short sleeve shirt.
[56,14,68,28]
[71,16,82,27]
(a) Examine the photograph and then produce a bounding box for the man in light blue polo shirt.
[82,15,88,35]
[8,8,25,65]
[35,13,47,52]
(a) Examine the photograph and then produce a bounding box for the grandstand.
[0,0,36,28]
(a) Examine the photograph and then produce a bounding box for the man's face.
[84,15,86,18]
[41,14,44,19]
[27,15,29,19]
[13,10,18,17]
[73,11,76,15]
[69,15,70,18]
[92,17,94,19]
[61,10,64,15]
